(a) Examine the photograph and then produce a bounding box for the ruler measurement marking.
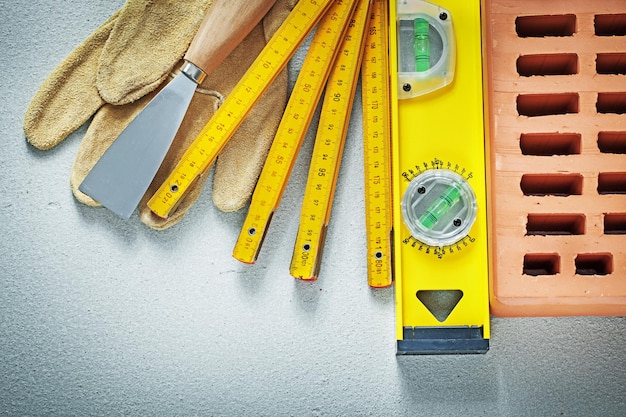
[362,0,392,287]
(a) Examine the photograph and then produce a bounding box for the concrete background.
[1,1,624,415]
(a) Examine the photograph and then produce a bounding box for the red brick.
[484,0,626,316]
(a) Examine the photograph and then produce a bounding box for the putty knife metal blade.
[78,71,198,219]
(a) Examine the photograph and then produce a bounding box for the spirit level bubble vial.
[390,0,490,354]
[402,169,477,247]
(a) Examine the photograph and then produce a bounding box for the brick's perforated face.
[486,0,626,317]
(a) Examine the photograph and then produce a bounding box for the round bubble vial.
[401,169,477,247]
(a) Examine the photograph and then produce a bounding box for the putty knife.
[79,0,277,219]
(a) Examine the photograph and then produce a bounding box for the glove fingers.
[212,68,288,212]
[70,89,158,206]
[97,0,212,105]
[23,9,120,151]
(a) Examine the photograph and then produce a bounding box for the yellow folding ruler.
[147,0,334,217]
[290,0,372,280]
[232,0,359,264]
[361,0,393,287]
[234,0,391,285]
[150,0,393,286]
[390,0,490,353]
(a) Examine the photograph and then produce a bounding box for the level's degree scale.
[399,157,478,259]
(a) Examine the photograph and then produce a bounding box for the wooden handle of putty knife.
[184,0,278,77]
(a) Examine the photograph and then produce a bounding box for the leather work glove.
[24,0,297,230]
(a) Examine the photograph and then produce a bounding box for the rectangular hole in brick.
[520,133,581,155]
[604,213,626,235]
[575,253,613,275]
[517,54,578,76]
[516,14,576,37]
[523,253,560,276]
[521,174,583,196]
[517,93,579,117]
[598,131,626,154]
[596,53,626,75]
[595,14,626,36]
[598,172,626,194]
[526,214,585,236]
[597,92,626,114]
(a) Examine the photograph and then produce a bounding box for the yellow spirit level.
[390,0,490,354]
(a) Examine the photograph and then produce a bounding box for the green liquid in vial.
[414,18,430,72]
[418,185,461,229]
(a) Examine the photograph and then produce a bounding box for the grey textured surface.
[1,1,625,416]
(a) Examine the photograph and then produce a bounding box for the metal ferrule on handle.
[181,61,207,85]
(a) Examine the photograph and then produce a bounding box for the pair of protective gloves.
[24,0,297,229]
